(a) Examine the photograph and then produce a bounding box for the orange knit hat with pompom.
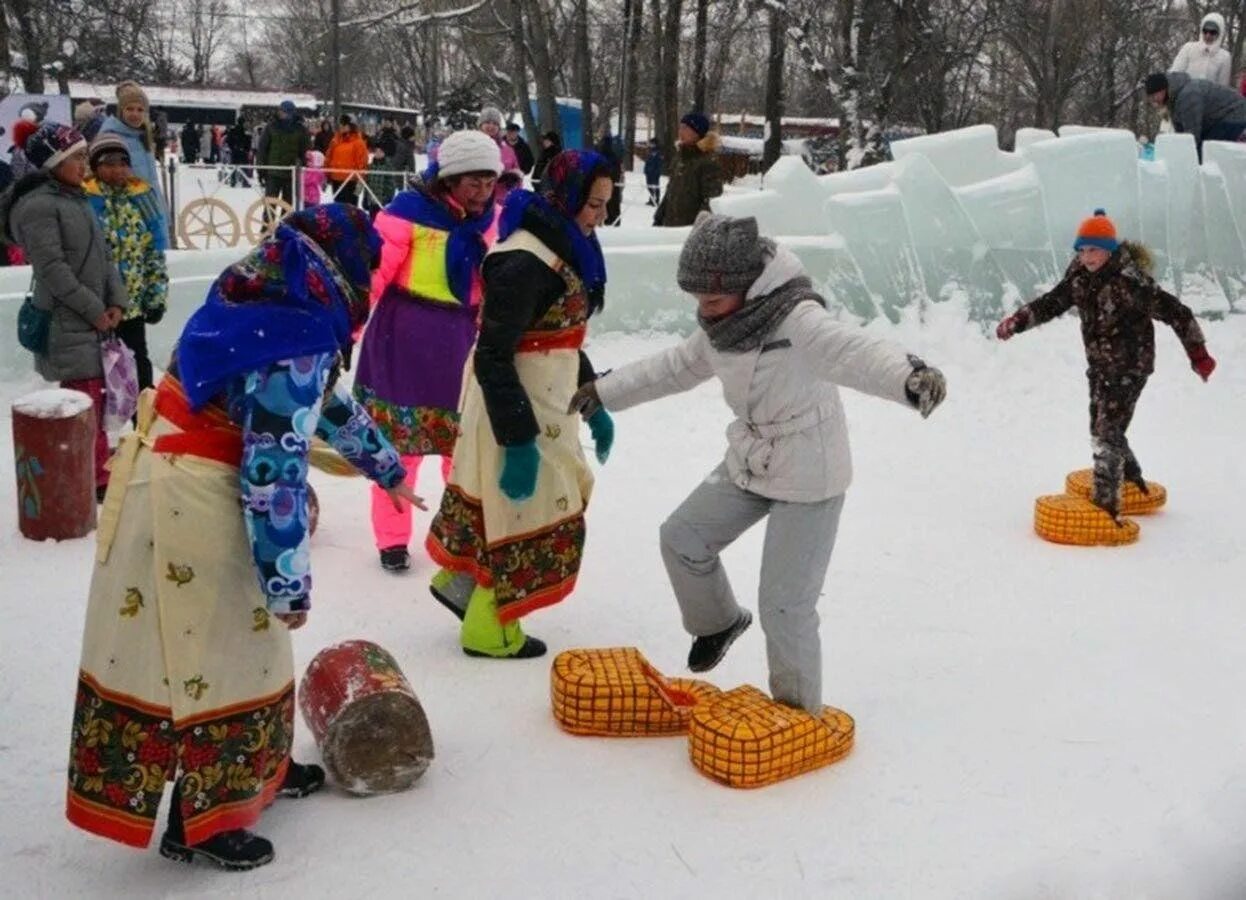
[1073,208,1118,252]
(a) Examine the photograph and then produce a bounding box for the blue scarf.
[385,185,496,303]
[178,205,380,410]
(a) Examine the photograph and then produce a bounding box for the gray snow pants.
[659,464,845,713]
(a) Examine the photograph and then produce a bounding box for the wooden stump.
[12,389,97,541]
[299,640,433,795]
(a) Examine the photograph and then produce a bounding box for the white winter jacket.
[595,248,917,502]
[1171,13,1232,87]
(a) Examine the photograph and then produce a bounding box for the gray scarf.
[697,275,825,353]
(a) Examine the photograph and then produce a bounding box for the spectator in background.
[478,106,520,173]
[1146,71,1246,160]
[0,122,128,498]
[257,100,310,208]
[653,111,723,227]
[153,110,170,160]
[73,100,107,142]
[1171,12,1232,87]
[504,123,534,175]
[644,138,662,206]
[302,149,326,205]
[180,121,199,163]
[531,130,561,193]
[377,117,400,158]
[98,81,169,247]
[391,125,417,174]
[226,118,253,185]
[83,133,169,394]
[325,115,370,205]
[314,118,334,154]
[365,141,399,213]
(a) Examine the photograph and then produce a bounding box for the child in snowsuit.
[568,214,947,712]
[83,134,169,392]
[996,209,1215,519]
[302,149,326,205]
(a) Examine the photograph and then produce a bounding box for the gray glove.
[904,355,946,419]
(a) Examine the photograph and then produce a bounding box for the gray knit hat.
[677,213,767,294]
[478,106,505,128]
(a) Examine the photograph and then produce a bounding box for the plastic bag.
[101,336,139,434]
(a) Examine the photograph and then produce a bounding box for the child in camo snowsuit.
[996,209,1215,519]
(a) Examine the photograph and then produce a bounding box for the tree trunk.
[763,6,786,171]
[576,0,594,146]
[623,0,643,154]
[524,0,562,137]
[651,0,669,165]
[9,0,44,93]
[661,0,684,165]
[693,0,709,112]
[507,0,537,145]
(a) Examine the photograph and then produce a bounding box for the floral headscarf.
[178,204,382,410]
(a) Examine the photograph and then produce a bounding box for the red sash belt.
[515,323,587,354]
[151,377,244,467]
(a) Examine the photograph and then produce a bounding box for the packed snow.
[11,388,95,420]
[3,299,1245,898]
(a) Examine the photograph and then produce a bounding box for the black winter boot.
[687,610,753,673]
[159,788,274,871]
[279,761,326,799]
[379,546,411,572]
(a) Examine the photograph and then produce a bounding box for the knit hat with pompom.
[1073,208,1118,252]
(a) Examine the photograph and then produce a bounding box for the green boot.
[460,585,547,659]
[429,568,474,621]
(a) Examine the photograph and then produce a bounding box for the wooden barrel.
[12,389,97,541]
[298,640,434,795]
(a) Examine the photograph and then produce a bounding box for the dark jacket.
[653,132,724,227]
[180,122,200,163]
[509,136,535,174]
[532,133,563,191]
[1165,71,1246,158]
[377,126,399,158]
[226,122,252,161]
[390,138,415,173]
[644,147,662,184]
[258,116,311,170]
[2,174,128,381]
[1013,242,1205,376]
[475,203,597,447]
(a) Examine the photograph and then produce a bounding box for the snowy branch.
[338,0,488,31]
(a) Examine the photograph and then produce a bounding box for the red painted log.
[12,389,97,541]
[299,640,434,795]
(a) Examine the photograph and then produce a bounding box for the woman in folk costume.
[66,205,420,871]
[354,130,503,572]
[426,150,616,659]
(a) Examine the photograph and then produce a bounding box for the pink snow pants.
[370,453,452,550]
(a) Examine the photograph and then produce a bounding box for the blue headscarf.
[497,149,609,301]
[178,204,381,410]
[385,183,496,303]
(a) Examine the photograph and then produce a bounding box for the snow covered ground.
[3,305,1246,898]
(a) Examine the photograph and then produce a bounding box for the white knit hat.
[436,130,503,179]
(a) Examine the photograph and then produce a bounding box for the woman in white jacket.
[1171,12,1232,87]
[568,214,946,713]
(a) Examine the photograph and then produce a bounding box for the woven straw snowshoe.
[551,647,721,737]
[1034,494,1139,546]
[688,685,854,789]
[1064,468,1166,515]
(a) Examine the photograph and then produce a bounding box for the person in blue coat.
[97,81,170,245]
[644,138,662,206]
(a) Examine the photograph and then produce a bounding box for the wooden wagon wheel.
[178,198,241,250]
[245,196,294,245]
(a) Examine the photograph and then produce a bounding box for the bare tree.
[183,0,229,85]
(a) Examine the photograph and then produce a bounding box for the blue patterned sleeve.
[315,381,407,489]
[239,355,333,615]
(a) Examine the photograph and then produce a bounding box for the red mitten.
[1190,347,1216,382]
[996,314,1021,341]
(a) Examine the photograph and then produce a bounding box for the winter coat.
[644,147,662,185]
[257,116,310,171]
[2,174,128,381]
[494,135,520,174]
[532,134,563,190]
[97,116,168,237]
[84,175,169,320]
[509,136,535,174]
[475,200,597,446]
[325,130,369,183]
[377,126,400,158]
[390,139,415,173]
[1171,13,1232,87]
[595,247,915,502]
[180,122,200,162]
[302,151,326,204]
[226,123,252,162]
[1164,71,1246,155]
[1011,242,1206,377]
[314,128,333,155]
[653,132,724,227]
